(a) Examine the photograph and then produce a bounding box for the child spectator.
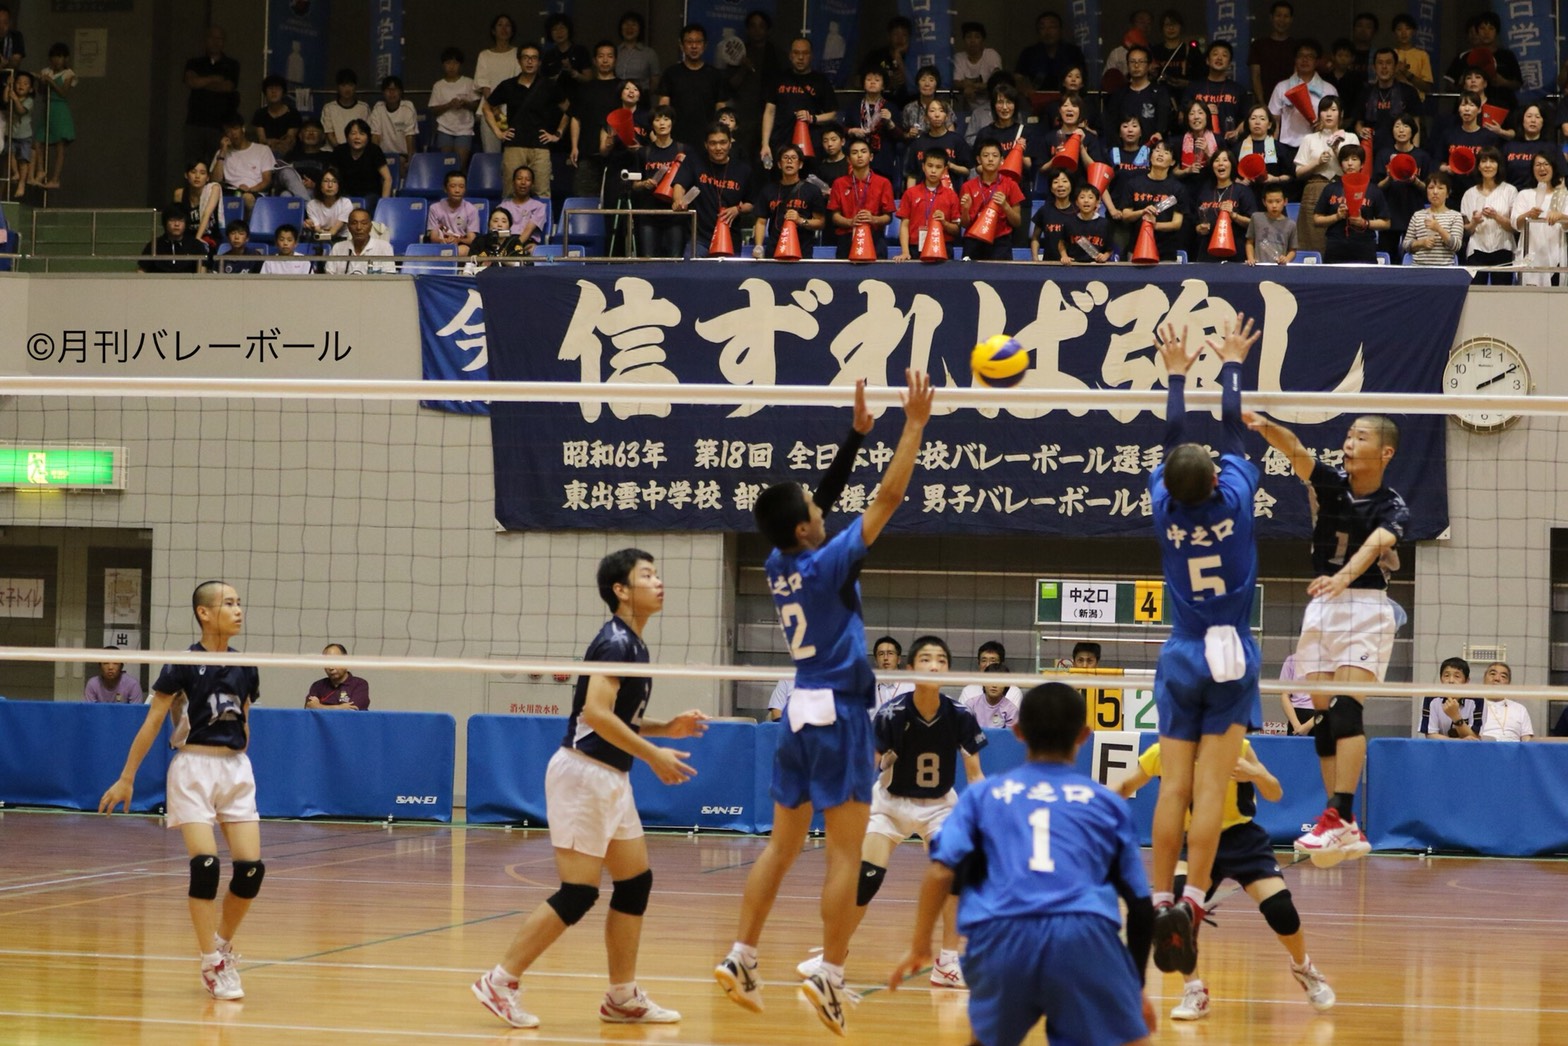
[1421,657,1477,737]
[1060,182,1113,262]
[1043,92,1102,175]
[1193,150,1255,263]
[1315,143,1389,263]
[1111,137,1188,261]
[33,42,75,190]
[4,69,33,196]
[1401,170,1463,265]
[173,158,223,249]
[894,147,960,260]
[429,47,479,169]
[320,68,367,147]
[904,99,971,188]
[1460,144,1517,283]
[1441,92,1502,199]
[139,205,204,274]
[964,661,1021,727]
[369,75,418,181]
[1030,168,1076,262]
[827,137,894,259]
[84,650,144,703]
[813,123,849,186]
[426,170,480,255]
[1391,14,1434,100]
[303,166,351,242]
[497,164,548,249]
[260,224,313,274]
[958,137,1025,260]
[216,219,264,274]
[953,21,1003,135]
[626,106,684,259]
[844,67,900,184]
[1510,151,1567,286]
[1247,183,1298,264]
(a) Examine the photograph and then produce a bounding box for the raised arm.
[1206,312,1260,457]
[861,369,934,547]
[1244,412,1315,479]
[1155,322,1199,450]
[1307,525,1399,599]
[813,379,873,513]
[578,674,695,784]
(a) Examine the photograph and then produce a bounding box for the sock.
[938,949,959,966]
[1292,955,1312,971]
[1182,885,1207,912]
[731,942,758,966]
[201,950,221,967]
[1153,890,1175,907]
[490,963,518,987]
[214,934,230,952]
[820,960,846,985]
[608,981,638,1005]
[1332,793,1356,821]
[1185,977,1205,991]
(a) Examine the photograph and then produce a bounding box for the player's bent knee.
[229,860,265,899]
[856,861,887,907]
[1259,889,1301,936]
[1330,697,1364,739]
[609,870,653,916]
[1312,716,1336,757]
[547,882,600,925]
[189,855,221,900]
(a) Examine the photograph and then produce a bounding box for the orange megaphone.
[1447,146,1476,175]
[1388,152,1418,181]
[1000,140,1026,182]
[607,108,638,147]
[651,152,685,203]
[849,221,877,261]
[1131,217,1159,264]
[966,198,1001,243]
[773,218,801,260]
[1050,132,1081,172]
[791,116,815,158]
[708,215,735,257]
[1341,169,1371,219]
[920,214,948,261]
[1086,161,1115,194]
[1236,151,1268,182]
[1284,82,1316,123]
[1207,208,1236,258]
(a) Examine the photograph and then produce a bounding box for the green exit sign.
[0,445,125,490]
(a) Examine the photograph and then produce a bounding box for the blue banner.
[1208,0,1248,77]
[807,0,861,87]
[1494,0,1556,93]
[268,0,331,100]
[417,276,490,415]
[1410,0,1440,85]
[900,0,954,84]
[476,265,1464,538]
[1068,0,1102,82]
[370,0,403,82]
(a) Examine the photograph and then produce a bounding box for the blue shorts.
[433,131,474,152]
[1205,820,1282,895]
[964,913,1147,1046]
[1154,634,1260,743]
[770,694,875,811]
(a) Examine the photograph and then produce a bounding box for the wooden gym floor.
[2,810,1566,1045]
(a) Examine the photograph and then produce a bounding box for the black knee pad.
[189,855,221,900]
[1311,713,1336,757]
[609,870,653,916]
[856,861,888,907]
[1259,889,1301,937]
[1331,697,1365,739]
[547,882,600,926]
[229,860,265,899]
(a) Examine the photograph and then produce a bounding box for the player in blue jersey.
[717,370,933,1036]
[472,549,709,1029]
[889,682,1156,1046]
[795,634,986,988]
[1246,408,1409,866]
[98,581,263,1002]
[1146,314,1262,976]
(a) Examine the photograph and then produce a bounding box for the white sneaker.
[797,952,824,980]
[1295,808,1363,867]
[1292,961,1336,1011]
[930,956,966,989]
[201,959,244,1001]
[800,970,859,1037]
[600,988,681,1023]
[715,952,765,1013]
[1171,981,1210,1021]
[471,971,541,1029]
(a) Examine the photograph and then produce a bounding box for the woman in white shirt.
[1460,145,1517,284]
[1293,96,1354,253]
[1510,151,1568,287]
[473,14,522,154]
[304,167,352,242]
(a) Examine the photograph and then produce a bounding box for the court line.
[0,870,143,893]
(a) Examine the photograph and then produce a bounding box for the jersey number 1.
[1028,808,1055,872]
[779,604,817,659]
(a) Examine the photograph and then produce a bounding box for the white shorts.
[1294,589,1397,679]
[165,750,258,828]
[867,782,956,843]
[545,748,643,858]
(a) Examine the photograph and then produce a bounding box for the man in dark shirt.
[304,643,371,710]
[0,3,25,80]
[861,15,916,105]
[1107,46,1173,139]
[760,36,838,168]
[657,24,728,155]
[1357,49,1422,159]
[184,25,240,168]
[1015,11,1086,92]
[139,206,205,273]
[482,43,569,200]
[1183,40,1248,141]
[1249,1,1298,111]
[570,41,623,197]
[1445,11,1523,111]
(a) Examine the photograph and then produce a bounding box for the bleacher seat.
[1174,250,1188,263]
[558,196,606,255]
[347,196,367,213]
[1402,252,1416,265]
[886,213,901,245]
[1012,247,1035,261]
[247,196,304,244]
[0,229,19,272]
[1376,252,1390,265]
[1286,202,1300,222]
[471,198,491,233]
[812,245,837,259]
[372,197,428,253]
[401,243,461,275]
[467,153,503,200]
[1292,251,1322,264]
[221,196,243,227]
[532,244,585,259]
[402,153,461,200]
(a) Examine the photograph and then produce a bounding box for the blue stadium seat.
[373,197,428,253]
[532,244,585,260]
[1401,252,1416,265]
[1292,251,1322,264]
[471,197,491,233]
[886,213,901,245]
[221,196,244,227]
[1286,202,1300,222]
[558,196,606,255]
[0,229,19,271]
[467,152,503,200]
[401,242,461,275]
[812,245,837,259]
[1012,247,1035,260]
[1175,250,1188,263]
[1376,251,1390,265]
[247,196,304,243]
[402,153,461,200]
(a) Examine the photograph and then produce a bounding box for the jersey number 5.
[779,604,817,659]
[1188,554,1228,600]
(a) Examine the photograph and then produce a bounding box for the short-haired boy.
[959,137,1025,260]
[1247,184,1298,264]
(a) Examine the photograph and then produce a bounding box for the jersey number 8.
[915,752,941,788]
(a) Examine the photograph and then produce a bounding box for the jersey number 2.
[1028,808,1055,872]
[779,604,817,659]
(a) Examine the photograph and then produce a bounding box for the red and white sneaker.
[600,988,681,1024]
[1171,980,1210,1021]
[930,955,966,989]
[1295,808,1367,867]
[471,971,540,1029]
[201,958,244,1001]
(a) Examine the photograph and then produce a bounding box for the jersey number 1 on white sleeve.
[1028,808,1055,872]
[779,604,817,659]
[1188,554,1228,600]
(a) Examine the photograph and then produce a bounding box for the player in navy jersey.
[1247,409,1409,866]
[98,581,262,1001]
[473,549,709,1029]
[889,682,1155,1046]
[1147,314,1262,976]
[796,635,985,989]
[717,370,934,1035]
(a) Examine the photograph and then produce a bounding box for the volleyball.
[971,334,1030,388]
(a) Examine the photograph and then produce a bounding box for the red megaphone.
[1207,208,1237,258]
[1000,141,1026,182]
[791,116,816,158]
[1341,169,1371,219]
[1482,104,1509,130]
[1284,82,1316,123]
[1448,146,1476,175]
[1086,161,1115,194]
[849,221,877,261]
[651,153,685,203]
[1050,132,1082,172]
[708,215,735,257]
[773,218,801,260]
[1388,152,1418,181]
[1236,151,1268,182]
[966,198,1001,243]
[920,214,948,261]
[1131,217,1159,264]
[607,108,638,147]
